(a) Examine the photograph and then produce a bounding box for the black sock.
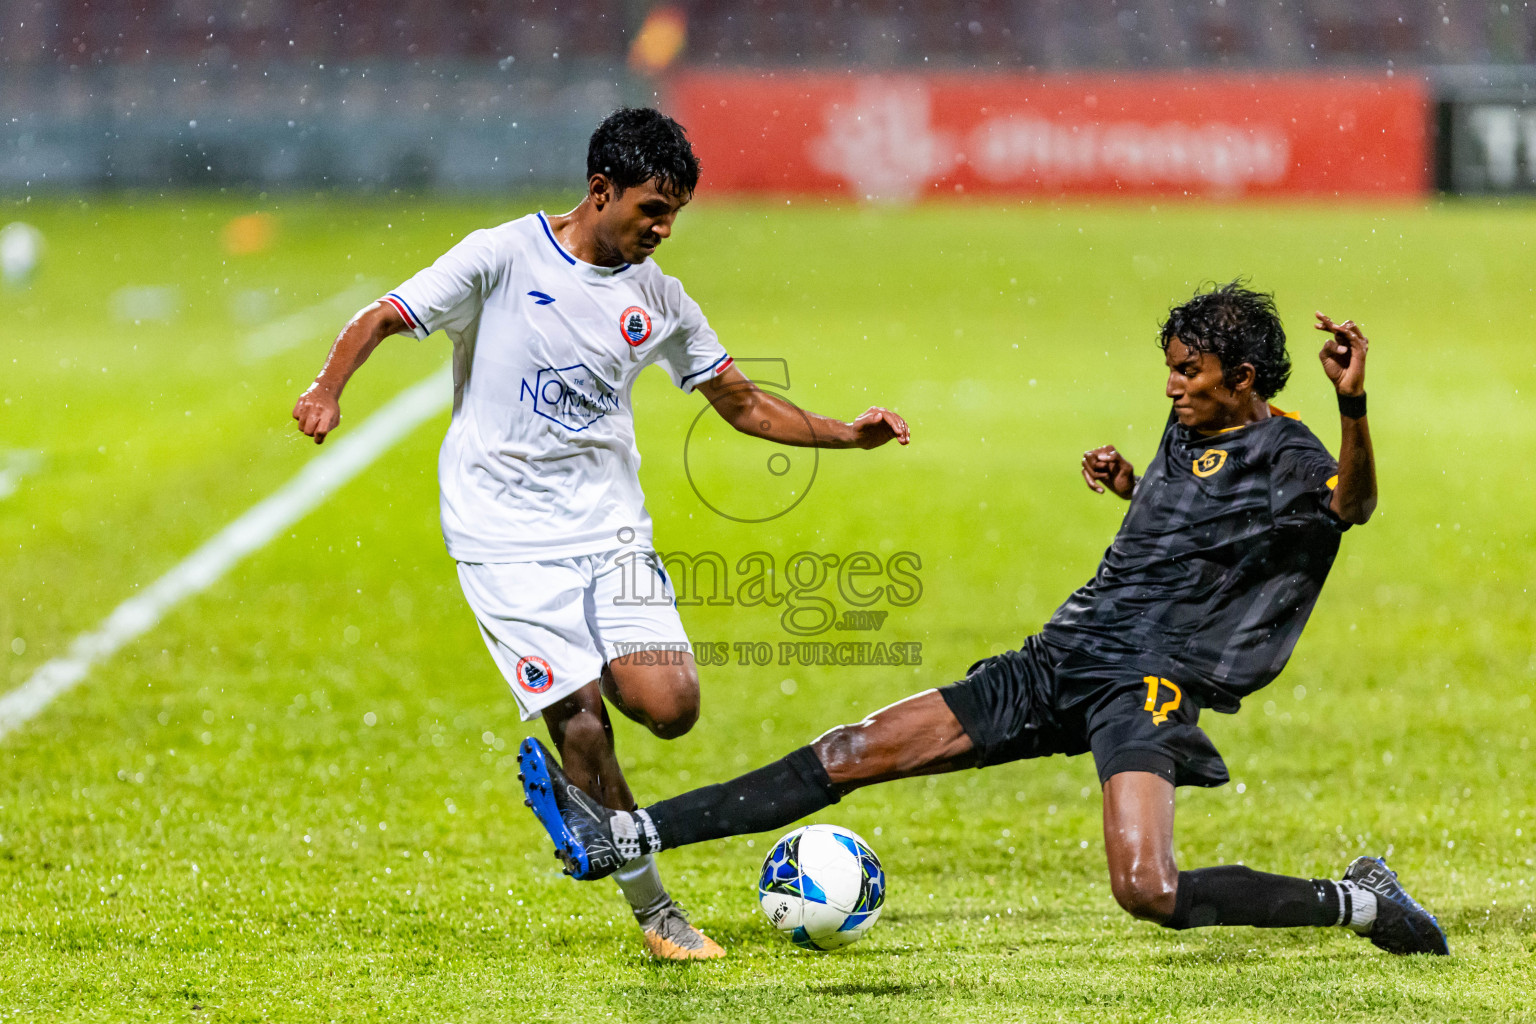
[646,746,839,851]
[1164,866,1344,930]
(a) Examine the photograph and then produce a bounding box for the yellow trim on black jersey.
[1196,404,1300,437]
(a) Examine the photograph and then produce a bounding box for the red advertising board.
[667,72,1428,199]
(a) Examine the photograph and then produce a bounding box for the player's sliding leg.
[519,689,974,878]
[1102,771,1448,955]
[536,657,722,960]
[643,688,977,852]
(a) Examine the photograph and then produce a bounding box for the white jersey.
[384,212,732,562]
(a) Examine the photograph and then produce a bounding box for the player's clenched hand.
[1314,312,1368,397]
[1082,445,1135,499]
[848,406,910,449]
[292,383,342,444]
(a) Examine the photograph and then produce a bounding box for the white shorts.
[456,548,691,721]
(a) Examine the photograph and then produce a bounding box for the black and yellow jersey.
[1040,406,1346,712]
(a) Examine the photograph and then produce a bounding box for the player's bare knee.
[648,696,698,739]
[1110,866,1178,922]
[812,722,869,781]
[645,677,700,739]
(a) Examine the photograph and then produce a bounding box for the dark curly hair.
[587,107,700,198]
[1160,280,1292,400]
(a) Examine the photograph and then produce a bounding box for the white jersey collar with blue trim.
[536,212,633,277]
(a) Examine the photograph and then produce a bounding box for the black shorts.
[938,635,1230,788]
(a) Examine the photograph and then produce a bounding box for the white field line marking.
[0,450,44,501]
[241,280,384,361]
[0,365,451,742]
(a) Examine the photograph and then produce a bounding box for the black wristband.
[1337,392,1367,419]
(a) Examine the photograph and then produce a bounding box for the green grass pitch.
[1,193,1534,1022]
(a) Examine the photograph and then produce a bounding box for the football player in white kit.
[291,108,909,959]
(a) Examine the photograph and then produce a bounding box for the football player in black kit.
[518,281,1449,956]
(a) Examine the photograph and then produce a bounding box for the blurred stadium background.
[2,0,1534,195]
[4,2,1536,1020]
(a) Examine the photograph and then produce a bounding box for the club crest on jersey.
[1192,449,1228,478]
[619,305,653,347]
[514,656,555,694]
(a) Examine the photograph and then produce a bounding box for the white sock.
[613,853,667,911]
[611,811,641,861]
[1337,880,1378,932]
[609,809,662,862]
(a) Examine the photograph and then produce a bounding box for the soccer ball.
[757,824,886,951]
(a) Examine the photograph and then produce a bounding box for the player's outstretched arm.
[291,300,412,444]
[695,364,909,449]
[1315,312,1377,524]
[1082,445,1136,499]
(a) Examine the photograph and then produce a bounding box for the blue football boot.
[517,737,624,881]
